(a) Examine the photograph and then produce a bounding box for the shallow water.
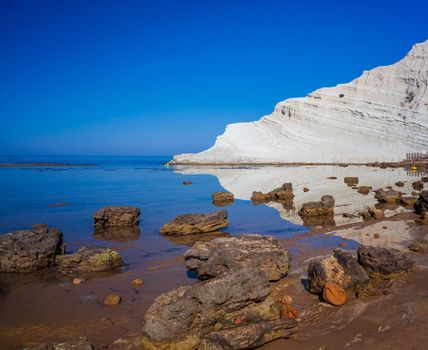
[0,156,426,349]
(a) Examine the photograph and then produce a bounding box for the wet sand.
[1,214,427,349]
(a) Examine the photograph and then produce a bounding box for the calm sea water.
[0,156,306,266]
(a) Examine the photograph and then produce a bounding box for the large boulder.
[93,206,140,227]
[55,246,123,272]
[160,210,228,235]
[298,195,335,219]
[141,268,297,350]
[0,224,65,273]
[307,249,369,294]
[414,190,428,215]
[212,192,234,206]
[374,189,402,203]
[251,183,294,202]
[357,245,415,275]
[184,234,291,281]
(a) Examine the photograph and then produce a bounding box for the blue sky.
[1,0,427,156]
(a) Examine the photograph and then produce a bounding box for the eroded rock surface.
[307,249,369,294]
[357,245,415,275]
[0,224,65,272]
[298,195,335,219]
[212,192,234,206]
[251,183,294,202]
[141,268,297,350]
[55,246,123,272]
[93,206,140,227]
[184,234,291,281]
[374,189,402,203]
[160,210,228,235]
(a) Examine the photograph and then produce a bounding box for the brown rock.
[412,181,424,191]
[212,192,234,206]
[0,224,65,273]
[160,210,229,235]
[55,246,123,272]
[395,181,405,187]
[132,278,144,286]
[322,282,347,306]
[104,294,121,306]
[298,195,335,218]
[344,177,359,185]
[303,187,310,192]
[183,181,192,185]
[412,191,419,196]
[93,206,140,227]
[374,188,402,203]
[184,234,291,281]
[280,304,298,319]
[251,183,294,203]
[422,177,428,183]
[307,249,369,294]
[401,196,417,207]
[73,278,84,285]
[368,206,385,220]
[357,186,371,195]
[327,176,338,180]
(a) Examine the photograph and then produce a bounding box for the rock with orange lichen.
[307,249,369,294]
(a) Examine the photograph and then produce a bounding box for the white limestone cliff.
[173,40,428,164]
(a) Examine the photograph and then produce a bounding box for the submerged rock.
[160,210,228,235]
[395,181,405,187]
[374,188,402,203]
[307,249,369,294]
[93,206,140,227]
[141,268,297,350]
[212,192,234,206]
[0,224,65,273]
[357,245,415,275]
[251,183,294,202]
[55,246,122,272]
[184,234,291,281]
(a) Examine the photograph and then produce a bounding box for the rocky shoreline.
[1,170,427,349]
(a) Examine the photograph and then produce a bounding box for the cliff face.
[174,40,428,164]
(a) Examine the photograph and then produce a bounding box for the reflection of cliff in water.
[174,165,421,226]
[93,226,141,242]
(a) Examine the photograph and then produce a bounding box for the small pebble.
[104,294,121,306]
[339,242,347,247]
[131,278,144,286]
[73,278,84,285]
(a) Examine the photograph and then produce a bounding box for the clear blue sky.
[1,0,427,156]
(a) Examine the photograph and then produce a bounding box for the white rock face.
[174,40,428,164]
